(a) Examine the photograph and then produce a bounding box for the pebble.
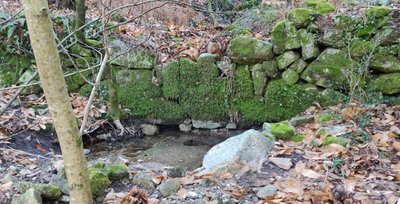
[269,157,292,170]
[256,185,277,199]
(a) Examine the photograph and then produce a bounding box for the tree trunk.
[75,0,86,43]
[107,64,121,121]
[22,1,92,203]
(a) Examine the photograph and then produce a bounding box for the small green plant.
[330,156,345,173]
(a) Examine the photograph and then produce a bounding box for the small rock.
[50,175,69,195]
[140,124,159,136]
[179,123,192,132]
[192,120,223,129]
[97,133,111,140]
[11,188,42,204]
[18,169,32,178]
[225,123,237,130]
[166,167,186,178]
[256,185,277,199]
[18,182,61,200]
[183,119,192,124]
[269,157,292,170]
[290,115,314,126]
[394,141,400,152]
[59,195,70,203]
[84,149,91,155]
[157,179,181,197]
[187,191,200,199]
[132,172,155,190]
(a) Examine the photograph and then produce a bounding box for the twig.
[79,49,110,135]
[0,71,38,116]
[0,147,53,160]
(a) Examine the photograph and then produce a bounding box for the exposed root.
[113,119,125,136]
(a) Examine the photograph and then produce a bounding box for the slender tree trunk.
[75,0,86,43]
[22,1,92,203]
[107,64,121,121]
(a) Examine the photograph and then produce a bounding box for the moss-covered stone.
[322,136,347,147]
[233,97,268,124]
[270,122,295,140]
[162,61,180,99]
[89,169,110,195]
[70,44,93,57]
[105,164,129,180]
[372,73,400,94]
[303,83,319,91]
[370,53,400,73]
[333,15,361,31]
[233,65,254,99]
[305,0,335,15]
[282,69,299,85]
[290,134,305,142]
[271,20,301,54]
[181,80,228,121]
[86,39,103,47]
[0,55,32,87]
[264,80,321,122]
[288,8,314,28]
[301,48,354,90]
[262,60,280,79]
[12,189,42,204]
[320,89,348,106]
[75,56,96,68]
[350,39,371,59]
[289,59,308,73]
[226,36,273,64]
[365,6,391,19]
[379,28,400,45]
[317,114,332,123]
[276,51,300,70]
[18,182,61,200]
[299,29,319,60]
[197,53,220,83]
[318,29,345,48]
[179,58,199,87]
[65,70,92,93]
[251,64,268,96]
[110,39,155,69]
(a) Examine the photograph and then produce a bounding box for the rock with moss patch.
[18,182,61,200]
[70,44,93,57]
[233,65,254,99]
[89,169,111,195]
[157,179,181,197]
[271,20,301,54]
[277,51,300,70]
[0,55,32,88]
[197,53,220,83]
[305,0,335,14]
[365,6,391,19]
[262,60,280,79]
[105,164,129,180]
[226,36,273,64]
[110,39,155,69]
[288,8,314,28]
[282,69,299,85]
[301,48,353,89]
[317,114,332,123]
[370,53,400,73]
[263,122,295,140]
[251,64,268,96]
[12,188,42,204]
[264,80,321,122]
[289,59,308,73]
[333,15,361,31]
[318,29,345,48]
[132,172,155,190]
[162,61,180,99]
[290,134,305,142]
[298,29,319,60]
[166,166,186,178]
[320,89,348,106]
[322,136,347,147]
[372,73,400,94]
[350,40,371,59]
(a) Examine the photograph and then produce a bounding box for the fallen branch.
[79,49,110,135]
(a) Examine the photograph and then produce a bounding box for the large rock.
[277,51,300,70]
[18,182,61,200]
[288,8,313,28]
[305,0,335,14]
[12,189,42,204]
[192,120,223,129]
[251,64,268,96]
[110,39,155,69]
[299,29,319,60]
[301,48,353,89]
[372,73,400,94]
[132,172,155,190]
[157,179,181,197]
[227,36,273,64]
[201,129,275,174]
[271,20,301,54]
[370,53,400,73]
[282,69,299,85]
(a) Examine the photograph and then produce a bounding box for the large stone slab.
[201,129,275,174]
[110,39,155,69]
[12,189,42,204]
[227,36,274,64]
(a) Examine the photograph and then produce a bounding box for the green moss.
[91,162,106,169]
[65,71,92,93]
[0,55,32,87]
[320,89,348,106]
[288,8,314,28]
[322,136,347,147]
[251,67,268,96]
[262,60,280,79]
[317,114,332,123]
[18,182,61,199]
[179,58,199,87]
[226,36,273,64]
[79,84,92,96]
[316,128,327,136]
[289,59,307,73]
[333,15,361,31]
[233,65,254,99]
[264,80,321,122]
[75,57,96,68]
[270,122,295,140]
[370,53,400,73]
[350,39,371,59]
[318,29,345,48]
[181,80,228,121]
[197,53,220,83]
[233,97,267,124]
[105,164,129,180]
[290,134,305,142]
[162,61,181,99]
[372,73,400,95]
[365,6,391,19]
[271,20,286,54]
[86,39,103,47]
[69,44,93,57]
[89,169,111,195]
[305,0,335,15]
[282,69,299,85]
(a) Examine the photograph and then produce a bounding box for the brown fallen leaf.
[393,141,400,152]
[301,169,323,179]
[34,144,46,152]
